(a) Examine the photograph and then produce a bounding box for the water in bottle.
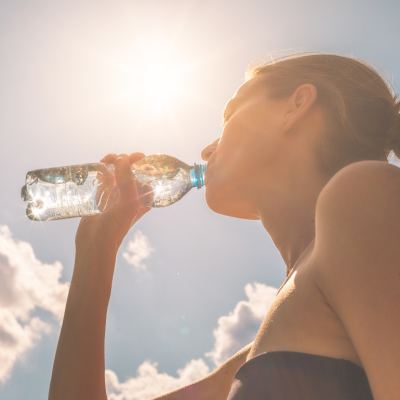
[21,154,207,221]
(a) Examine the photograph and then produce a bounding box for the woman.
[48,53,400,399]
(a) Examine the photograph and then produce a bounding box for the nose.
[201,137,220,162]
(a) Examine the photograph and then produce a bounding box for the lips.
[206,151,217,168]
[204,164,210,186]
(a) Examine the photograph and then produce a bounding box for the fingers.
[100,153,119,164]
[129,152,146,165]
[100,152,146,165]
[114,154,130,166]
[114,160,138,210]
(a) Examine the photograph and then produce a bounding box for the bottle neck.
[190,164,207,189]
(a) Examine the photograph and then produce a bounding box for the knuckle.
[129,153,146,164]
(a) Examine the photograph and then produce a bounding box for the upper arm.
[151,343,253,400]
[314,161,400,400]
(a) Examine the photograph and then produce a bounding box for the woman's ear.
[283,84,318,131]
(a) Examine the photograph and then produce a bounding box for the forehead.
[222,75,271,122]
[234,74,269,100]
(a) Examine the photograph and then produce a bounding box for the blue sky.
[1,0,400,398]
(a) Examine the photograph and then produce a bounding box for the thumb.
[96,160,150,247]
[115,160,139,217]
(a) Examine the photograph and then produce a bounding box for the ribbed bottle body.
[21,163,113,221]
[21,155,206,221]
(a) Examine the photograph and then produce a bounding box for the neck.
[256,162,328,273]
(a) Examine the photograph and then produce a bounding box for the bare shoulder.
[316,160,400,247]
[313,161,400,399]
[314,159,400,273]
[318,160,400,211]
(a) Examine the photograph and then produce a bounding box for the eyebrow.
[222,92,247,126]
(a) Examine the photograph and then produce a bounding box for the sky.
[1,0,400,399]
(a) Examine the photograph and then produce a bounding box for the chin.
[204,183,259,220]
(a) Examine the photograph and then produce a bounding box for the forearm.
[49,246,117,400]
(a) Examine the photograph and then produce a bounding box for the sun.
[136,61,180,115]
[116,37,185,116]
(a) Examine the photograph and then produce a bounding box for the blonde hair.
[247,53,400,176]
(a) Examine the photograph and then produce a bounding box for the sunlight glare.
[154,181,164,195]
[118,36,185,117]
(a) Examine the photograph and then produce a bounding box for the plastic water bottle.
[21,154,207,221]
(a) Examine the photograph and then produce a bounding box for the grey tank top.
[227,351,374,400]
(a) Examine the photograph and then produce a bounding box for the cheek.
[204,103,281,213]
[217,122,276,177]
[204,162,248,213]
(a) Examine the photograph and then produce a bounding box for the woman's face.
[201,75,287,219]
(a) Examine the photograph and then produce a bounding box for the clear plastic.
[21,154,206,221]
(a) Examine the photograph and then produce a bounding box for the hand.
[75,153,151,252]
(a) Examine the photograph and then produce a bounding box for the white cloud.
[206,282,278,366]
[0,222,277,398]
[105,282,277,398]
[105,359,209,400]
[122,231,154,271]
[0,225,69,383]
